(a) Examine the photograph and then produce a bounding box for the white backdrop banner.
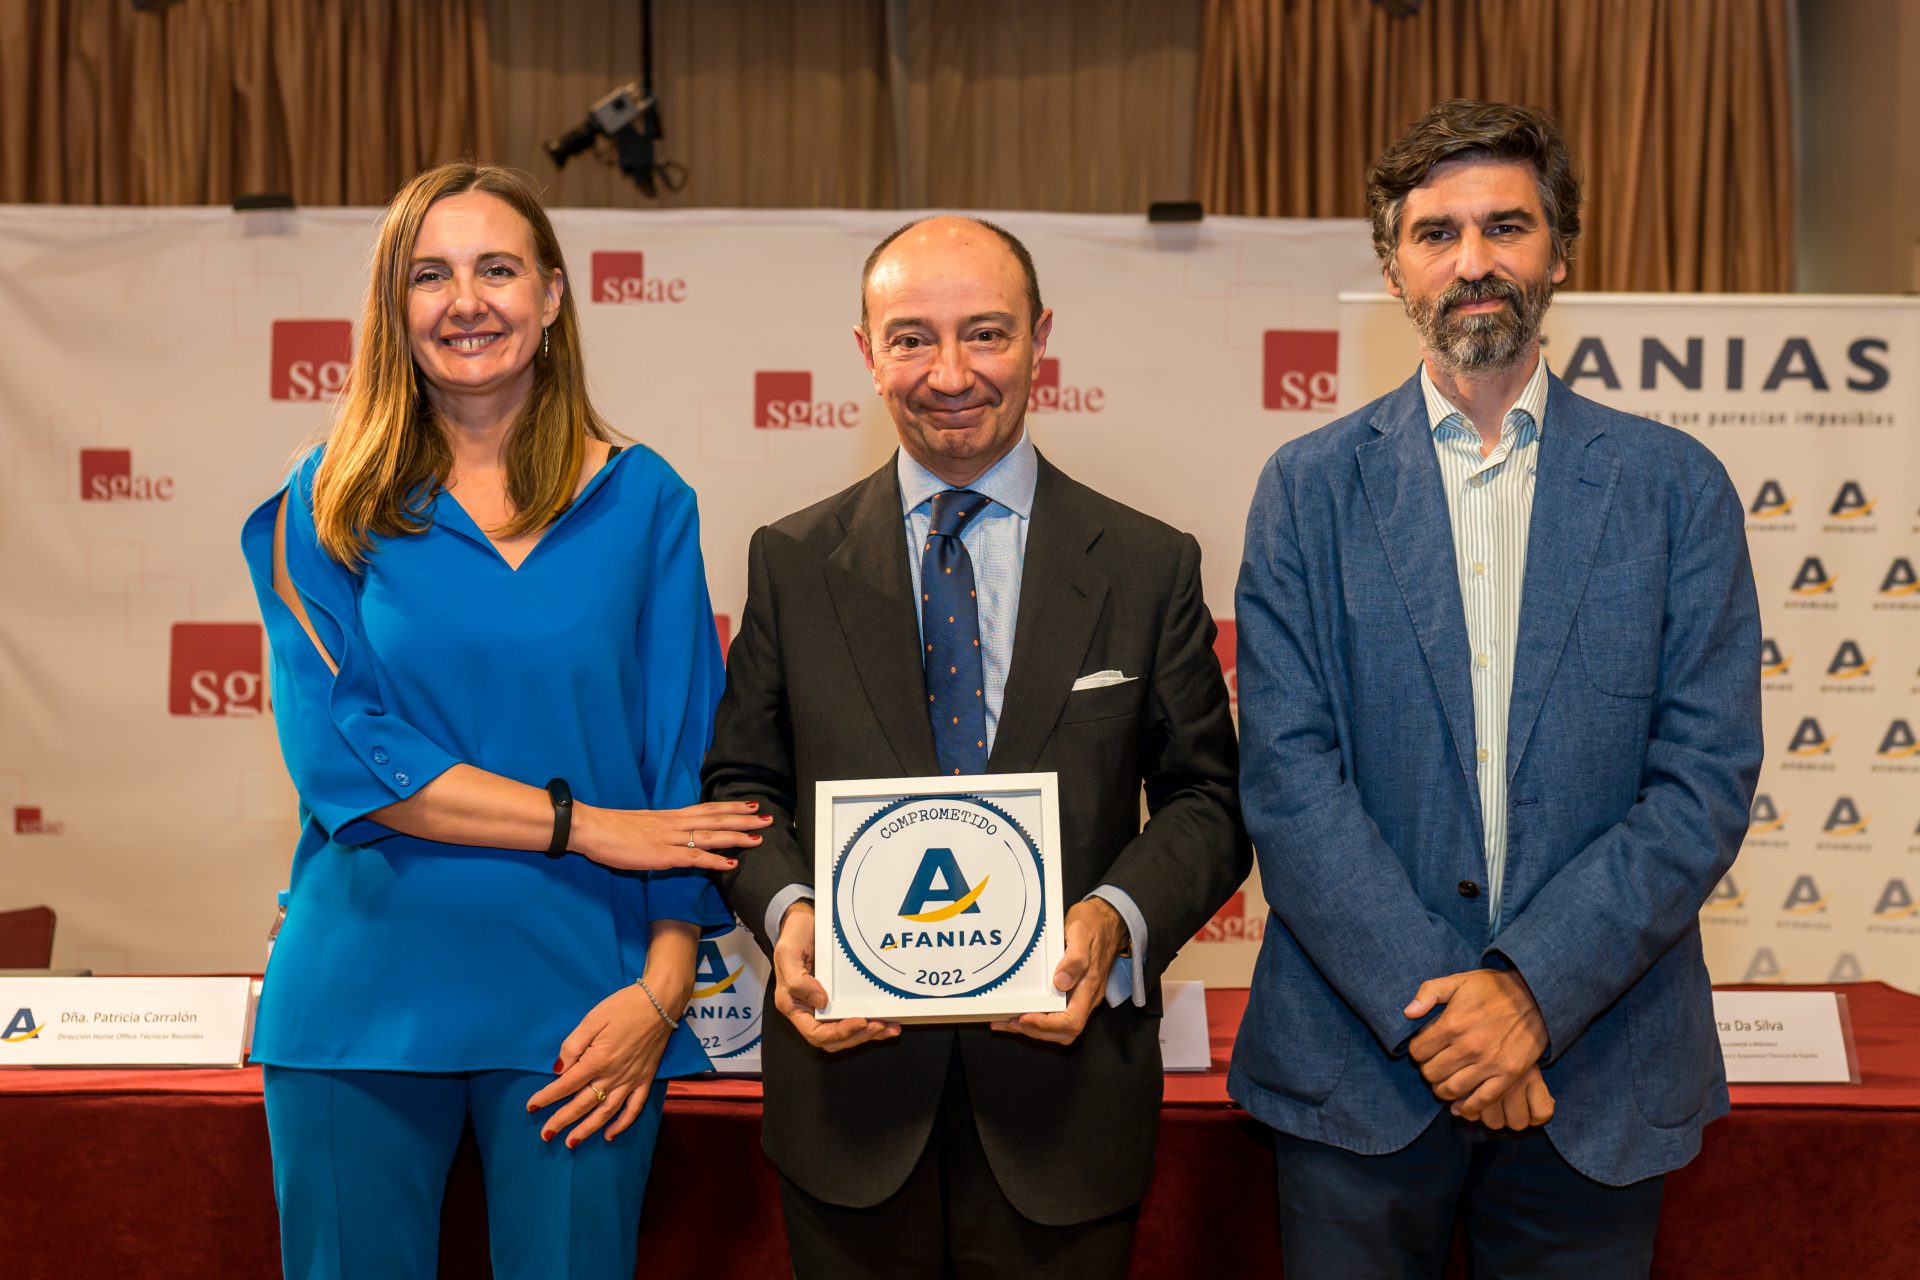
[0,207,1375,982]
[1343,293,1920,994]
[2,206,1912,998]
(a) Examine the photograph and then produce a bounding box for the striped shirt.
[1421,355,1549,935]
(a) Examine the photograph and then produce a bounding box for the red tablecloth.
[3,983,1915,1279]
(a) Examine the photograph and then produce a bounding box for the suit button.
[1458,880,1480,899]
[372,748,390,765]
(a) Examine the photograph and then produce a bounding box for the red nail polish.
[541,1130,552,1142]
[554,1058,564,1072]
[567,1137,580,1150]
[726,859,739,867]
[747,801,759,811]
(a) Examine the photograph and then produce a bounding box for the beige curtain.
[488,0,895,209]
[485,0,1204,212]
[0,0,492,205]
[1196,0,1794,291]
[889,0,1201,212]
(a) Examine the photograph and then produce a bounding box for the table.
[3,984,1915,1279]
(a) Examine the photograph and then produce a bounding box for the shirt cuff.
[765,883,815,949]
[1088,885,1148,1009]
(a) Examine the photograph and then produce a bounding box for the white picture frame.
[813,773,1067,1023]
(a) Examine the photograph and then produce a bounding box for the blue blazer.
[1229,369,1762,1186]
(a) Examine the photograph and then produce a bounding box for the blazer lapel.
[825,460,941,776]
[1355,375,1481,796]
[987,455,1109,774]
[1506,378,1620,775]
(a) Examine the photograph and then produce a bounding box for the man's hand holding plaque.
[991,897,1125,1046]
[772,900,901,1051]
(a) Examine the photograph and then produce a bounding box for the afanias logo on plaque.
[832,796,1046,999]
[684,920,767,1060]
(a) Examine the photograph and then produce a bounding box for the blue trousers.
[1272,1113,1666,1280]
[262,1066,665,1280]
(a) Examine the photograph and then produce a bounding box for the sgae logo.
[1881,558,1919,597]
[1747,479,1793,519]
[13,807,63,836]
[753,371,859,430]
[1748,794,1785,834]
[832,797,1045,999]
[1703,874,1746,911]
[1874,880,1918,919]
[590,251,687,305]
[1758,638,1790,677]
[270,319,352,402]
[1830,954,1865,982]
[1196,889,1265,942]
[1263,330,1338,412]
[1790,557,1835,596]
[1556,334,1889,392]
[1786,718,1833,757]
[1822,797,1869,837]
[1825,640,1874,680]
[685,918,768,1059]
[169,623,265,717]
[3,1009,42,1043]
[1878,720,1919,759]
[1027,358,1105,414]
[1781,875,1827,914]
[80,448,175,502]
[1211,619,1237,711]
[1828,481,1875,520]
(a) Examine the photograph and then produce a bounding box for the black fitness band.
[545,777,573,858]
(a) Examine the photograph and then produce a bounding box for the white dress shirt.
[1421,354,1549,935]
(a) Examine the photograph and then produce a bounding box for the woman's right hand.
[570,800,771,872]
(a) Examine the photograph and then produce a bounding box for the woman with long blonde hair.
[241,161,766,1279]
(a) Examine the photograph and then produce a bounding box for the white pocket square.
[1071,670,1137,692]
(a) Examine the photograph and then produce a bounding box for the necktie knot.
[928,489,989,539]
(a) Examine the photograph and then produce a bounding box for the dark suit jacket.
[1230,371,1763,1186]
[705,450,1249,1225]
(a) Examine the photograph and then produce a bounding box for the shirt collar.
[1419,353,1550,439]
[896,428,1038,520]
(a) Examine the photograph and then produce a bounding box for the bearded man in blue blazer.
[1231,99,1763,1279]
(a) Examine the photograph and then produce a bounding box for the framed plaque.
[814,773,1067,1023]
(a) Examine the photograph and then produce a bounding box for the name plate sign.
[0,977,252,1067]
[1158,980,1211,1072]
[1713,990,1859,1084]
[815,773,1066,1023]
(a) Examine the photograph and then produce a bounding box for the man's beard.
[1404,273,1554,374]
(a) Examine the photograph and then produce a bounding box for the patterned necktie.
[921,489,991,776]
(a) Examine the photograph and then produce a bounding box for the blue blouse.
[241,443,730,1077]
